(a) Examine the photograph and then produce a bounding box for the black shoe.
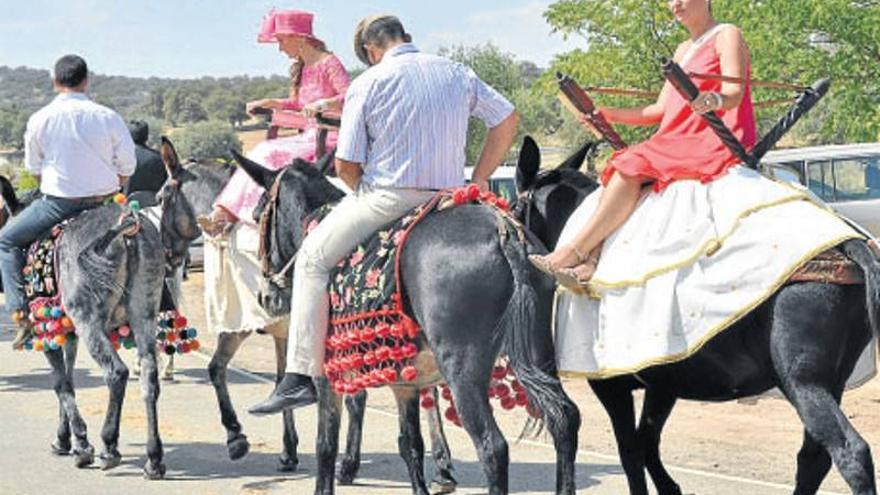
[248,373,317,416]
[11,321,32,351]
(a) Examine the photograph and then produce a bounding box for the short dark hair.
[354,15,411,66]
[128,120,149,145]
[54,54,88,88]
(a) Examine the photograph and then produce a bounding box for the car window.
[491,178,517,203]
[807,160,835,202]
[769,162,802,185]
[833,157,880,201]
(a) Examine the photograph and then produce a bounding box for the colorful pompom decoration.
[420,359,542,427]
[22,299,77,353]
[154,310,200,355]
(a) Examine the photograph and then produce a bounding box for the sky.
[0,0,585,79]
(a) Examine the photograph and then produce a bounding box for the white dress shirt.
[336,44,515,190]
[24,92,136,198]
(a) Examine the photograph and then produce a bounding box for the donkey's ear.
[231,149,280,190]
[558,139,596,171]
[160,136,181,177]
[516,136,541,191]
[316,149,336,175]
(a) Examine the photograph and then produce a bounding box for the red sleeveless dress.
[601,26,757,192]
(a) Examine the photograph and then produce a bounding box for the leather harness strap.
[258,169,288,281]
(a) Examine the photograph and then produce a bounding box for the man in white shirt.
[2,54,136,348]
[249,15,518,414]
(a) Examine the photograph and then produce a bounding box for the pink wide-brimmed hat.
[257,10,316,43]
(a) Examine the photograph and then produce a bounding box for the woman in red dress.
[531,0,756,288]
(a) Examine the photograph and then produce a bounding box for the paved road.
[0,308,849,495]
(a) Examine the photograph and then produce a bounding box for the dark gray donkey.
[32,138,198,479]
[166,149,459,491]
[515,136,880,495]
[231,150,581,495]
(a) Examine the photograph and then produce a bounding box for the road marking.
[190,349,845,495]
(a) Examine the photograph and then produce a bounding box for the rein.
[258,168,298,288]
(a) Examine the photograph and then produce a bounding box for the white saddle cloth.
[554,166,870,380]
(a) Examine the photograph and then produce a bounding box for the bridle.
[257,168,298,288]
[157,175,198,268]
[512,188,535,233]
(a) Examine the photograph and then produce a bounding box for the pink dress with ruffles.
[215,54,350,223]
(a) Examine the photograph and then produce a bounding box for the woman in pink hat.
[200,10,350,341]
[206,10,350,232]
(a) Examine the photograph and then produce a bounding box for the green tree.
[172,120,242,161]
[163,87,207,126]
[204,89,248,127]
[0,107,28,150]
[544,0,880,145]
[441,44,559,165]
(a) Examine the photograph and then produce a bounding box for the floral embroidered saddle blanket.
[307,185,514,396]
[19,220,199,354]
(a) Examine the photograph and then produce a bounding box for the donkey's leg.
[131,313,165,480]
[772,287,876,495]
[160,353,175,381]
[314,378,343,495]
[44,346,93,466]
[272,335,299,472]
[590,380,649,495]
[207,331,252,460]
[448,378,508,495]
[794,431,833,495]
[426,387,457,494]
[782,382,874,494]
[391,387,430,495]
[337,390,367,484]
[636,388,681,495]
[81,329,131,472]
[51,339,79,455]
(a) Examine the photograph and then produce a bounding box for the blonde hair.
[288,36,329,100]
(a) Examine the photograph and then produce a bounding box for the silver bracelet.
[710,92,723,110]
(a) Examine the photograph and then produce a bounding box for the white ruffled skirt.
[554,166,868,379]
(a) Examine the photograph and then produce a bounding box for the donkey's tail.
[497,224,581,439]
[76,213,140,298]
[843,239,880,339]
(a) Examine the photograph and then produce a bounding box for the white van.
[762,143,880,236]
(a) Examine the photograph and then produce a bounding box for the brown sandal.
[557,257,599,291]
[528,254,559,278]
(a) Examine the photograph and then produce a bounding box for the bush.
[171,120,242,162]
[15,170,39,193]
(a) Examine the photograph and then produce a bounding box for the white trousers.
[286,185,435,376]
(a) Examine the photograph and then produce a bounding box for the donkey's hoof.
[72,446,95,468]
[143,460,166,480]
[431,471,458,494]
[99,450,122,470]
[227,433,250,461]
[336,456,360,485]
[160,373,175,382]
[277,453,298,472]
[50,439,71,456]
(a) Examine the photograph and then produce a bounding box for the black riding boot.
[248,372,317,416]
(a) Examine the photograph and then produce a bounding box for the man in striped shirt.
[250,14,518,414]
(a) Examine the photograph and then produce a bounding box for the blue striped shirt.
[336,43,515,189]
